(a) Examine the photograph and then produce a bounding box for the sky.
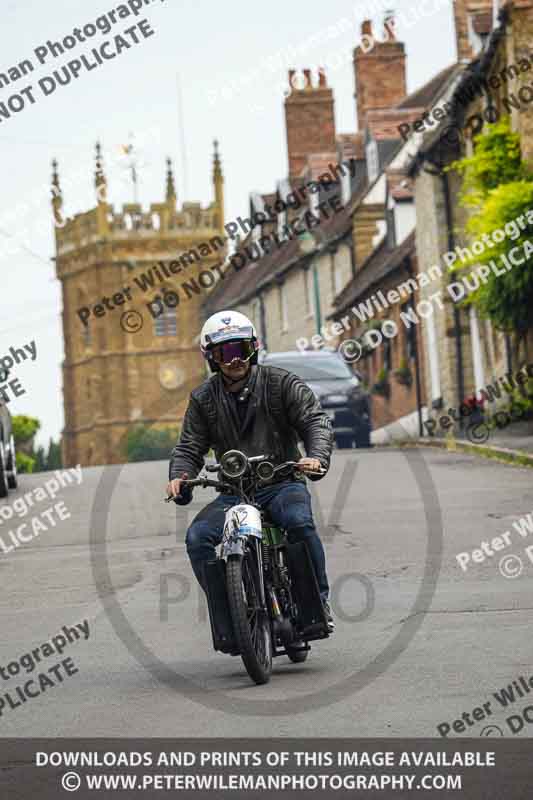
[0,0,456,446]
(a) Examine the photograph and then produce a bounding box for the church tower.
[53,142,225,467]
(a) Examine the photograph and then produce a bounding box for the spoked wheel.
[226,552,272,685]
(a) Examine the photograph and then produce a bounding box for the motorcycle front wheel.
[226,552,272,685]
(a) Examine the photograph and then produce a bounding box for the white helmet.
[200,310,259,370]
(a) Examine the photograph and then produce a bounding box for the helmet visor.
[212,339,256,365]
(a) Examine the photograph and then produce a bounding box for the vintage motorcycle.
[165,450,330,685]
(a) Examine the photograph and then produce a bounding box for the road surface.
[0,446,532,738]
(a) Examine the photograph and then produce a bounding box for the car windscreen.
[264,356,354,381]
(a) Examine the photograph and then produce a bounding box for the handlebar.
[164,460,326,502]
[163,476,231,502]
[271,461,327,476]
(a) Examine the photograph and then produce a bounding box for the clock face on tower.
[159,363,184,390]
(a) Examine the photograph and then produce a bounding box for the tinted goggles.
[212,340,255,365]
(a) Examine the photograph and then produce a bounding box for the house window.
[383,337,392,372]
[401,302,416,360]
[309,190,319,216]
[366,139,379,184]
[492,322,501,361]
[386,205,396,248]
[303,268,314,319]
[279,283,289,331]
[330,254,343,298]
[154,307,177,337]
[277,207,287,239]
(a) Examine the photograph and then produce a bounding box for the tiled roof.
[204,199,356,313]
[330,230,416,317]
[336,132,365,160]
[203,61,461,318]
[396,63,463,110]
[366,109,424,141]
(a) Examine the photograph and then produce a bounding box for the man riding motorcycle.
[166,310,335,630]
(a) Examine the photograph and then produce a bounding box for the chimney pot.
[303,68,312,89]
[318,67,327,87]
[362,19,372,36]
[384,12,396,40]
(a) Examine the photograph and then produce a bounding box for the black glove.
[173,484,193,505]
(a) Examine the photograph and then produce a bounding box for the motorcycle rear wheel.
[226,553,272,685]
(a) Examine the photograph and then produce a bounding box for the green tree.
[11,415,41,449]
[34,445,47,473]
[46,438,62,470]
[16,452,35,474]
[11,416,63,471]
[451,116,533,358]
[454,116,526,205]
[126,424,180,463]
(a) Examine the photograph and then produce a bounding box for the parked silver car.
[0,367,18,497]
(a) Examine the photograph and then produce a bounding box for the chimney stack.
[453,0,494,62]
[353,17,407,132]
[284,68,336,179]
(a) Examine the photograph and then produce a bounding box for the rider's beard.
[220,359,250,388]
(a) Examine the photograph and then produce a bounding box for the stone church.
[53,142,224,467]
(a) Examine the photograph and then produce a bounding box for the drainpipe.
[347,232,356,279]
[405,257,424,437]
[441,169,466,427]
[312,262,322,335]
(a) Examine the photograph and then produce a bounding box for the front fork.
[250,537,268,613]
[251,539,287,637]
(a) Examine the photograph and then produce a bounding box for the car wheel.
[0,443,8,498]
[7,435,17,489]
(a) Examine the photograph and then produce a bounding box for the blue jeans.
[185,480,329,600]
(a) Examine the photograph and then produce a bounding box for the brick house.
[408,0,533,423]
[204,16,418,357]
[203,67,365,352]
[326,27,465,440]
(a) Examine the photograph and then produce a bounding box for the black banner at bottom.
[0,738,531,799]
